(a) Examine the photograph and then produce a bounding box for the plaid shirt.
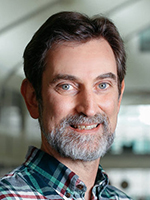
[0,146,132,199]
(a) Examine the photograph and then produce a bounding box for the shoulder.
[102,184,132,200]
[0,166,23,187]
[0,165,58,200]
[97,165,132,200]
[0,166,42,200]
[0,167,23,197]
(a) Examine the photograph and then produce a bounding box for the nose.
[75,89,98,117]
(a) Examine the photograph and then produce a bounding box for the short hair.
[23,11,126,100]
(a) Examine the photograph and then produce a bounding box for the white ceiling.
[0,0,150,104]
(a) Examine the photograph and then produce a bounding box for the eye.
[98,83,108,89]
[53,80,79,95]
[61,84,72,90]
[55,82,78,95]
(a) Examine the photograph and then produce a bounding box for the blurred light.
[138,105,150,125]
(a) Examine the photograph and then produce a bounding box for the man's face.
[39,39,124,161]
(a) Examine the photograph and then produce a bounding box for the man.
[0,11,132,199]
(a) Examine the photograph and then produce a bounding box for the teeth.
[74,124,97,130]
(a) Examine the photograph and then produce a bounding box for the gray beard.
[39,110,115,161]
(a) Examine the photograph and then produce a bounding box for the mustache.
[58,113,109,127]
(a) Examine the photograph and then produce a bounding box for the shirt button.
[76,184,84,190]
[66,192,71,198]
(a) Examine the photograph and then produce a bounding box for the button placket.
[66,192,71,198]
[76,184,84,190]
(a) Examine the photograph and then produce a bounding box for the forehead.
[44,39,117,80]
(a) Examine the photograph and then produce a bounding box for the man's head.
[21,11,126,161]
[23,11,126,101]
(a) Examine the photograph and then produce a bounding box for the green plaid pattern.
[0,146,132,199]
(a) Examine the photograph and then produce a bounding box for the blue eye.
[98,83,107,89]
[61,84,71,90]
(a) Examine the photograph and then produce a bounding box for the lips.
[71,124,99,130]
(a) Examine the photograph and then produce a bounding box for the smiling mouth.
[71,124,99,130]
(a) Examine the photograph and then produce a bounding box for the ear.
[117,79,125,113]
[21,79,39,119]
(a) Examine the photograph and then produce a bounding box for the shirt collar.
[23,146,108,199]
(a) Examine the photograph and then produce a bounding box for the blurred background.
[0,0,150,199]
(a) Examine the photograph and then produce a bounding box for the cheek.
[100,94,119,114]
[43,94,73,124]
[110,101,120,132]
[99,95,119,131]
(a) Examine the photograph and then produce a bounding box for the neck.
[63,158,100,200]
[41,143,100,200]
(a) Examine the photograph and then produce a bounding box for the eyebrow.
[50,72,117,84]
[95,72,117,82]
[50,74,79,84]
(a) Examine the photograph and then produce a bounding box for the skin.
[21,38,125,200]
